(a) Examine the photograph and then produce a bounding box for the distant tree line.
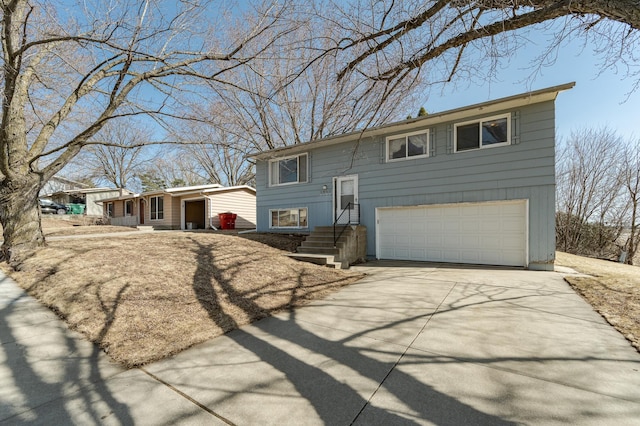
[556,127,640,264]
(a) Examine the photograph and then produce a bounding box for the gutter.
[200,192,218,230]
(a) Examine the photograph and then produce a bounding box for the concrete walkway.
[1,262,639,425]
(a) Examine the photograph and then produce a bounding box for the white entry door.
[334,175,359,224]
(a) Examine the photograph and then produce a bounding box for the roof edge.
[250,82,575,159]
[96,185,256,203]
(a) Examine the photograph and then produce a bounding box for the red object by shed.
[218,212,237,230]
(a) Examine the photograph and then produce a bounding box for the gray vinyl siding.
[256,100,556,269]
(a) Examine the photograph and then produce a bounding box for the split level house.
[250,82,575,271]
[100,183,257,230]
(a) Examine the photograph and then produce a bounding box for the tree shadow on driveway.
[186,239,520,425]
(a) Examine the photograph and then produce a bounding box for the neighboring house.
[250,82,575,271]
[39,175,89,197]
[48,188,132,216]
[100,184,256,230]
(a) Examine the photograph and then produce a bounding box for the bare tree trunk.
[627,197,638,265]
[0,0,294,265]
[0,175,45,264]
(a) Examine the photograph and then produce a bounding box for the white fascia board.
[250,82,575,160]
[165,183,223,193]
[202,185,256,194]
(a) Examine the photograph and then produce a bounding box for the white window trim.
[150,195,164,221]
[269,207,308,229]
[454,113,511,153]
[106,202,114,218]
[268,153,308,187]
[386,130,430,162]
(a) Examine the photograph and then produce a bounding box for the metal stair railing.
[333,202,360,247]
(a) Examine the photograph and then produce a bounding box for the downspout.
[201,192,218,230]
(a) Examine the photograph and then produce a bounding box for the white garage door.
[377,201,527,267]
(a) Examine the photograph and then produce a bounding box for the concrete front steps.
[286,225,366,269]
[287,253,346,269]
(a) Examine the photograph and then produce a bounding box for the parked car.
[39,199,68,215]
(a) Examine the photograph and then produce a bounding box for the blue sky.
[418,28,640,142]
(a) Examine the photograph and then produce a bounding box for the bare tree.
[84,121,156,189]
[147,152,210,188]
[169,102,255,186]
[188,140,254,187]
[179,10,422,154]
[621,139,640,264]
[0,0,291,263]
[556,128,626,255]
[323,1,640,92]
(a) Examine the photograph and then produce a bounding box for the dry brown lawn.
[238,232,306,252]
[44,225,137,237]
[0,216,136,239]
[3,232,362,367]
[41,216,136,237]
[556,252,640,351]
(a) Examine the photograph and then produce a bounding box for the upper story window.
[150,195,164,220]
[386,131,429,162]
[269,153,308,186]
[455,113,510,152]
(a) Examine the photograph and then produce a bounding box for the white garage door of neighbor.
[377,201,527,267]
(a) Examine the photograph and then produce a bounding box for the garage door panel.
[395,248,411,258]
[443,250,461,262]
[426,222,443,232]
[411,222,427,233]
[461,206,480,216]
[410,209,427,219]
[503,236,524,249]
[500,251,525,265]
[396,222,412,233]
[395,235,411,245]
[410,236,426,246]
[502,219,525,232]
[481,219,501,233]
[378,201,527,267]
[426,249,443,260]
[460,250,481,263]
[461,221,479,232]
[460,235,480,249]
[481,237,502,251]
[428,235,443,246]
[444,222,460,233]
[480,251,502,265]
[443,236,461,249]
[425,209,442,219]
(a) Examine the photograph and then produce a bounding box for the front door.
[334,175,359,224]
[139,199,145,225]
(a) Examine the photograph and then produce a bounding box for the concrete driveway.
[1,261,639,425]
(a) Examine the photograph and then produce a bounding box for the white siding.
[209,189,256,229]
[86,190,122,216]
